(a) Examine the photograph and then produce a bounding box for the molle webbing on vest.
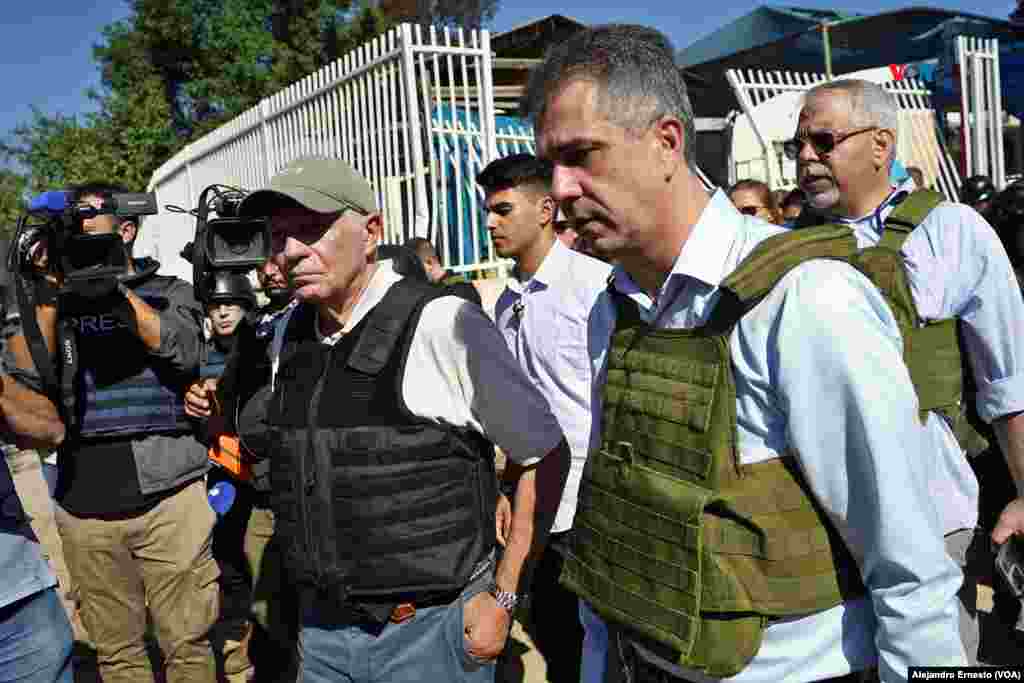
[562,262,863,677]
[721,225,859,306]
[267,280,497,602]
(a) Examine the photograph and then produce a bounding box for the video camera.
[177,184,270,304]
[10,190,157,296]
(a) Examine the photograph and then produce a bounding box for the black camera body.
[11,190,158,297]
[180,185,270,304]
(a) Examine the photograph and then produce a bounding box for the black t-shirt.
[56,438,163,516]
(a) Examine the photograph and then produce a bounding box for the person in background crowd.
[727,178,783,224]
[195,271,262,683]
[792,78,1024,666]
[191,155,570,683]
[405,236,483,306]
[0,240,74,682]
[526,23,964,681]
[906,165,925,190]
[553,206,580,249]
[189,260,300,683]
[404,237,446,284]
[962,175,997,220]
[477,153,612,683]
[780,188,805,224]
[42,182,218,683]
[992,181,1024,287]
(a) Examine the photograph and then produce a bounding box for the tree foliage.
[1013,1,1024,25]
[380,0,498,30]
[1,0,397,201]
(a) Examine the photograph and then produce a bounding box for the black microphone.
[512,300,524,318]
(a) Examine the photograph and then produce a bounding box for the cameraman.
[0,241,74,682]
[31,182,218,683]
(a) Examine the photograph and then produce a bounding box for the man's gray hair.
[806,79,900,133]
[520,24,697,171]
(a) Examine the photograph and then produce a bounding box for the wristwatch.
[488,582,520,613]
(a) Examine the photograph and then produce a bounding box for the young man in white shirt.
[478,153,612,683]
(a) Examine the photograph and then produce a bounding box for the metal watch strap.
[488,582,519,612]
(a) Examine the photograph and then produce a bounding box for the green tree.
[0,170,27,239]
[5,0,392,194]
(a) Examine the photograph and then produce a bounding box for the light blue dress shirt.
[494,239,613,533]
[832,180,1024,535]
[595,190,966,682]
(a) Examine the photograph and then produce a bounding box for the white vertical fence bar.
[970,38,988,181]
[990,39,1006,188]
[958,36,974,178]
[958,36,1005,188]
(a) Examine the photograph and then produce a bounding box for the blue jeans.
[0,588,73,682]
[299,579,494,683]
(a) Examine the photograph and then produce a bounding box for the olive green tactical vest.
[561,194,985,676]
[806,189,987,457]
[561,226,869,678]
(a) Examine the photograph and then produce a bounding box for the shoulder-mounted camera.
[10,190,157,296]
[176,184,270,304]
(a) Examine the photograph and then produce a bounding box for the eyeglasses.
[736,205,766,216]
[783,126,878,161]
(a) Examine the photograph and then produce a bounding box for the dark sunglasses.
[736,205,765,216]
[783,126,878,161]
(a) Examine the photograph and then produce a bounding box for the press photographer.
[16,182,219,683]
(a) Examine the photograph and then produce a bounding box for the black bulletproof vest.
[265,279,497,602]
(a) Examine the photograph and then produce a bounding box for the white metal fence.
[142,23,510,282]
[725,67,962,201]
[957,37,1005,189]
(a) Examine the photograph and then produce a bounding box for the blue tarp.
[431,105,528,269]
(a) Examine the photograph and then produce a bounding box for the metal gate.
[144,23,500,281]
[725,67,962,200]
[957,36,1005,189]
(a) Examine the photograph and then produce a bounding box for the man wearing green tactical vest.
[523,24,966,682]
[789,79,1024,666]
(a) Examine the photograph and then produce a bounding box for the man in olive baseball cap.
[216,159,572,683]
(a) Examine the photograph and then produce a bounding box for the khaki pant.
[56,478,220,683]
[4,447,88,643]
[211,478,297,682]
[242,504,299,682]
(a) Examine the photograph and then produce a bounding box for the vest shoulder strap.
[878,189,944,251]
[721,225,859,311]
[347,278,441,376]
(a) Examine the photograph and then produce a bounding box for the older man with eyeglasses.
[789,78,1024,666]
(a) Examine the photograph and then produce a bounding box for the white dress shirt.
[270,260,564,466]
[596,190,965,682]
[494,239,613,532]
[835,181,1024,534]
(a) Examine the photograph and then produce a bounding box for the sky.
[0,0,1017,146]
